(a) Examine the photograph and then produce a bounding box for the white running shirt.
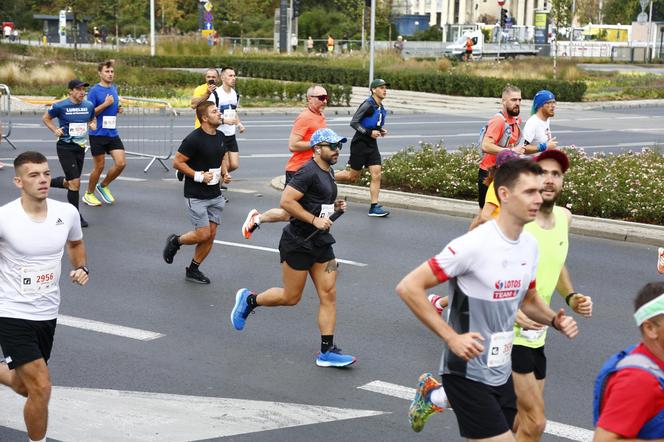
[0,198,82,320]
[208,87,239,136]
[523,114,552,147]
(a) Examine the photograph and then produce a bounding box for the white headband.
[634,293,664,326]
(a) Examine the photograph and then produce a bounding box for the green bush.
[366,144,664,225]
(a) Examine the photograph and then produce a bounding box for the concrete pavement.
[271,176,664,247]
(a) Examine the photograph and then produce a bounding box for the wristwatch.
[77,265,89,275]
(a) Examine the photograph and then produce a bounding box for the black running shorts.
[279,240,335,271]
[0,317,57,369]
[89,136,125,157]
[511,345,547,380]
[56,141,86,180]
[348,137,382,171]
[442,374,517,439]
[222,133,239,153]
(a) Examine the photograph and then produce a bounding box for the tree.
[574,0,600,25]
[550,0,573,30]
[603,0,664,24]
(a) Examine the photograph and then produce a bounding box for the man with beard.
[478,85,525,209]
[522,90,559,155]
[231,128,356,368]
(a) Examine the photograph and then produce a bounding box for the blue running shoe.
[315,345,356,367]
[231,288,253,330]
[368,204,390,217]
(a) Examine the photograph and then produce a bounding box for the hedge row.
[4,44,587,101]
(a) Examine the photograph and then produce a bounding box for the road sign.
[640,0,650,11]
[204,1,213,12]
[204,11,213,23]
[497,0,505,5]
[204,22,213,30]
[638,12,648,24]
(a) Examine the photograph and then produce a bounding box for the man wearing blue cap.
[523,90,559,155]
[231,128,356,368]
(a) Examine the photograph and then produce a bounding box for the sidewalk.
[270,176,664,247]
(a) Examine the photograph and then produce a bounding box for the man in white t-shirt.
[523,90,559,155]
[0,151,89,442]
[208,66,245,174]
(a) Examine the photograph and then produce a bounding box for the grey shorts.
[185,196,225,228]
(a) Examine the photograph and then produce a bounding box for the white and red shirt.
[0,198,82,320]
[429,220,538,386]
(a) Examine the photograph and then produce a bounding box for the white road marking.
[358,380,594,442]
[82,173,147,182]
[0,387,385,441]
[58,315,164,341]
[214,240,368,267]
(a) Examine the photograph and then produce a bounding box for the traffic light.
[294,0,300,17]
[500,8,507,27]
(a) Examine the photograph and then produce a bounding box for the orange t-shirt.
[479,113,522,170]
[466,39,473,51]
[285,108,326,172]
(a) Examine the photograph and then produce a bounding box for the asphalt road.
[0,107,662,441]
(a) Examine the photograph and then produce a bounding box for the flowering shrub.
[358,144,664,225]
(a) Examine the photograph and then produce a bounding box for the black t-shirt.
[178,128,226,199]
[283,159,337,245]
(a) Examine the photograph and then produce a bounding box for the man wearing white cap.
[594,281,664,441]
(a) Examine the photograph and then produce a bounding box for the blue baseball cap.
[532,90,556,113]
[309,128,347,147]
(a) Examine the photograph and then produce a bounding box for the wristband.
[550,316,560,331]
[538,142,547,152]
[77,266,89,275]
[194,171,204,183]
[565,292,579,306]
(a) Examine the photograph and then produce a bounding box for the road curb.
[270,176,664,247]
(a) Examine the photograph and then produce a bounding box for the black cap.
[68,79,89,89]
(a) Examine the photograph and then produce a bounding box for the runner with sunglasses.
[232,128,356,367]
[242,85,329,239]
[335,78,390,217]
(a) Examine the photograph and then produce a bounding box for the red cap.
[535,149,569,173]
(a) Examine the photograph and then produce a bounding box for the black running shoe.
[163,234,180,264]
[80,216,89,228]
[186,267,211,284]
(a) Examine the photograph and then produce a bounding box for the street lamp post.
[150,0,156,56]
[369,0,376,85]
[497,0,505,60]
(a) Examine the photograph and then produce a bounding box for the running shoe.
[231,288,253,331]
[315,345,356,367]
[185,267,210,284]
[242,209,261,239]
[82,192,102,207]
[79,215,89,228]
[95,184,115,204]
[659,247,664,274]
[409,372,445,433]
[163,234,180,264]
[428,294,445,315]
[368,204,390,217]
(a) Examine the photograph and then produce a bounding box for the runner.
[464,36,473,62]
[191,68,219,128]
[42,79,96,228]
[397,158,579,439]
[208,66,245,174]
[522,89,559,155]
[162,101,229,284]
[0,151,89,442]
[335,78,390,217]
[231,128,356,368]
[594,281,664,441]
[241,84,328,239]
[83,60,126,207]
[477,84,525,209]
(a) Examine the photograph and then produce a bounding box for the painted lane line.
[58,315,164,341]
[358,380,594,442]
[214,240,368,267]
[82,173,147,182]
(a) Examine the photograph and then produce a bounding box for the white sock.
[430,386,448,408]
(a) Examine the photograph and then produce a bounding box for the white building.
[404,0,548,27]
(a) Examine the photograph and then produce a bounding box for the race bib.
[223,109,237,121]
[68,122,87,137]
[487,331,514,368]
[207,168,221,186]
[519,327,547,342]
[21,264,58,295]
[319,204,334,219]
[102,116,117,129]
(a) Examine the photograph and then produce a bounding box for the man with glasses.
[241,84,329,239]
[335,78,390,217]
[231,128,356,368]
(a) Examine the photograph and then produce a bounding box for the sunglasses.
[310,94,328,101]
[317,142,342,151]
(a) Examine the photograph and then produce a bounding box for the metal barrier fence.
[119,97,177,173]
[0,84,17,150]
